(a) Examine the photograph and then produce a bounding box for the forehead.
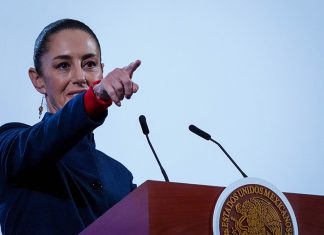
[45,29,100,57]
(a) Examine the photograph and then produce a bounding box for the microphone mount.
[189,124,248,178]
[139,115,170,182]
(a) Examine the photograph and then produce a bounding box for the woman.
[0,19,140,235]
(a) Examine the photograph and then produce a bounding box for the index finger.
[124,60,141,78]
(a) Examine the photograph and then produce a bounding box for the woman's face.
[34,29,103,113]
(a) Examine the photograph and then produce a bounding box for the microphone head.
[189,124,211,140]
[139,115,150,135]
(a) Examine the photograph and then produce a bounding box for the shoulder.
[0,122,30,134]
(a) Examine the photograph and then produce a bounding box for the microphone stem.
[145,135,170,182]
[210,138,248,178]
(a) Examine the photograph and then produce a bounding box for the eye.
[56,62,70,70]
[84,61,97,68]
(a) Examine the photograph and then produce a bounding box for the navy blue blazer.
[0,94,136,235]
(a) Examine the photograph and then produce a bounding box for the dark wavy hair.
[33,19,102,75]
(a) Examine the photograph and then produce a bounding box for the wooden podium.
[80,180,324,235]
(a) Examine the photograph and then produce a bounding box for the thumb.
[125,60,141,78]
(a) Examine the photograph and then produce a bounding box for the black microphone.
[139,115,169,182]
[189,124,211,140]
[188,124,248,178]
[139,115,149,135]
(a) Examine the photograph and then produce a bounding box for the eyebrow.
[53,53,98,61]
[53,55,71,60]
[82,53,98,60]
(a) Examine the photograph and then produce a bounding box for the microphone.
[188,124,248,178]
[189,124,211,140]
[139,115,169,182]
[139,115,149,135]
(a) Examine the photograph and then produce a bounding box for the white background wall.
[0,0,323,215]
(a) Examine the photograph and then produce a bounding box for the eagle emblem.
[231,197,282,235]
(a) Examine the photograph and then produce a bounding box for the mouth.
[67,89,88,98]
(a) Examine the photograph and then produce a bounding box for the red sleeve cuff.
[84,81,112,118]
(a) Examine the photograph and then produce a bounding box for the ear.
[28,68,46,95]
[101,63,104,72]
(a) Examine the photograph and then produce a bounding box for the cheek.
[45,76,69,96]
[87,71,103,84]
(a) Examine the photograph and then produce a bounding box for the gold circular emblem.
[213,178,298,235]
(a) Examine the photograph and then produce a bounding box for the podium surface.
[80,180,324,235]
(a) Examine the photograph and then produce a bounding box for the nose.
[71,66,87,86]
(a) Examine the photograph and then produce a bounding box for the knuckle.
[124,80,132,87]
[116,86,124,93]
